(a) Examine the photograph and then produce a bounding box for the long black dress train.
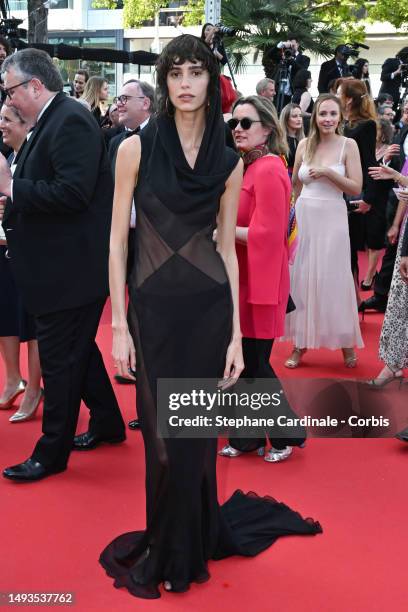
[100,92,322,599]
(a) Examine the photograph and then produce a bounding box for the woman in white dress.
[284,94,364,368]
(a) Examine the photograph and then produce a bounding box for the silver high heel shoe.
[9,389,44,423]
[218,444,242,457]
[0,380,27,409]
[264,446,293,463]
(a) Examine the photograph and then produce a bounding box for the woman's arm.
[299,91,312,116]
[292,138,306,202]
[368,164,408,186]
[351,120,378,207]
[248,159,289,305]
[216,158,245,386]
[387,199,408,245]
[109,135,140,378]
[308,138,363,195]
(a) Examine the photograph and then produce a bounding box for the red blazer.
[236,155,290,339]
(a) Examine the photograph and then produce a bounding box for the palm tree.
[221,0,343,78]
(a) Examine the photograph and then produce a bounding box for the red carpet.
[1,266,408,611]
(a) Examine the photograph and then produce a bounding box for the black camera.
[0,18,27,40]
[338,45,360,59]
[283,48,296,60]
[215,24,237,37]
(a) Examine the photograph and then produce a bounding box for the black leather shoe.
[358,295,387,313]
[395,427,408,442]
[128,419,140,430]
[72,430,126,451]
[3,458,65,482]
[114,374,136,385]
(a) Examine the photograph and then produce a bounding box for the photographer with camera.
[267,36,310,113]
[201,23,228,66]
[378,48,408,108]
[318,45,352,94]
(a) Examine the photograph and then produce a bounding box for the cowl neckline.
[146,85,239,212]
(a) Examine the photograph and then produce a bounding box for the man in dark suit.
[109,79,154,171]
[318,45,351,94]
[266,36,310,110]
[378,53,405,107]
[0,49,125,482]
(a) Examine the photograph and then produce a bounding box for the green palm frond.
[221,0,344,76]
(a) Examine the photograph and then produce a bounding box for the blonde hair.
[304,94,343,163]
[82,76,108,110]
[280,103,304,143]
[232,95,288,157]
[339,78,377,128]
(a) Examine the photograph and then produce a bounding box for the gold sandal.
[284,348,307,369]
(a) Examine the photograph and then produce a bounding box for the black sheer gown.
[99,96,322,599]
[343,119,382,275]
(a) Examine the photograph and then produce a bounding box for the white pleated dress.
[284,138,364,350]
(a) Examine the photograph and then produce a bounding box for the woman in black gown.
[100,35,321,600]
[338,78,382,290]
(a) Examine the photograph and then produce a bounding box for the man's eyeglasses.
[227,117,262,130]
[0,79,32,98]
[113,95,145,105]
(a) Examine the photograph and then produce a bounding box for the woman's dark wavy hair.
[201,23,213,40]
[353,58,369,79]
[155,34,220,116]
[292,69,311,91]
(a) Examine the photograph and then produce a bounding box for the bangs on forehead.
[171,56,203,67]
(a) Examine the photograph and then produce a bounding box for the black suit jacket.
[270,48,310,84]
[379,58,402,103]
[108,129,131,172]
[2,92,113,316]
[318,58,350,94]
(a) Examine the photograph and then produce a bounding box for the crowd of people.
[0,31,407,600]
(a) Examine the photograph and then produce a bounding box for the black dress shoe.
[72,430,126,451]
[114,374,136,385]
[3,458,65,482]
[358,295,387,313]
[395,427,408,442]
[128,419,140,430]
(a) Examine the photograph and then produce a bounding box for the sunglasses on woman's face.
[227,117,262,130]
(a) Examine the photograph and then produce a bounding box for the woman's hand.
[368,164,398,181]
[350,199,371,214]
[205,26,216,45]
[112,326,136,379]
[400,256,408,284]
[382,144,400,163]
[219,336,244,390]
[387,224,400,245]
[396,190,408,204]
[308,167,328,180]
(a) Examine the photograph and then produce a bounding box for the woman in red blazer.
[218,95,305,463]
